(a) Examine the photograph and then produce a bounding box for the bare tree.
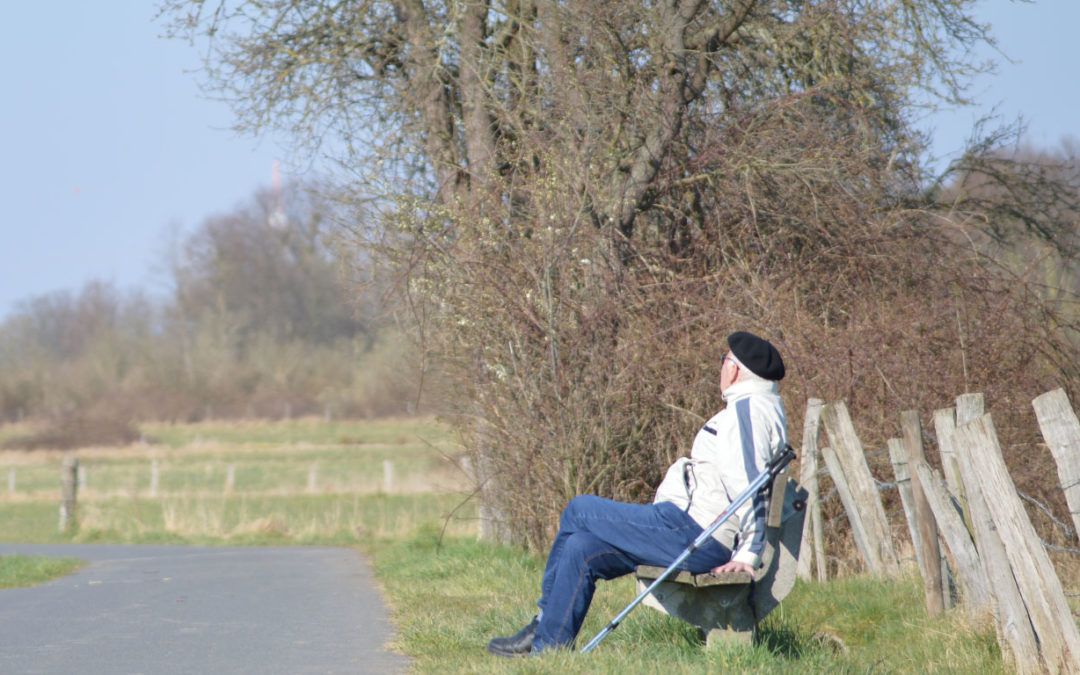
[158,1,992,228]
[159,1,1080,550]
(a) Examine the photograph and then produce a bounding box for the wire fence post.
[60,453,78,534]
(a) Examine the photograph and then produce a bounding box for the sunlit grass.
[70,492,477,546]
[0,554,84,589]
[372,533,1009,674]
[0,418,466,501]
[0,418,472,547]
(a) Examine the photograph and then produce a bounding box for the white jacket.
[653,379,787,568]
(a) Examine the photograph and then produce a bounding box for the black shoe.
[486,615,539,657]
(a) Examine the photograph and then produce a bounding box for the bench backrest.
[752,470,809,617]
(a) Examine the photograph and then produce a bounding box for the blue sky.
[0,3,295,319]
[921,0,1080,169]
[0,1,1077,320]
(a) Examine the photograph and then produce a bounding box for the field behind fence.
[0,418,475,545]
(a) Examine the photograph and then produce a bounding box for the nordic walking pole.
[580,444,796,654]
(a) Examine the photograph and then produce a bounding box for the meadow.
[0,418,472,545]
[0,418,1009,672]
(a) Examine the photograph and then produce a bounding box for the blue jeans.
[533,495,732,651]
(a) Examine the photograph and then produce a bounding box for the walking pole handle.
[767,443,796,477]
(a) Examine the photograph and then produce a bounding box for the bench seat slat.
[635,565,753,587]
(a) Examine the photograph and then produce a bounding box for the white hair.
[729,353,767,383]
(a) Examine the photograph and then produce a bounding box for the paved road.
[0,544,408,674]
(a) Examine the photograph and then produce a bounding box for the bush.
[2,415,140,450]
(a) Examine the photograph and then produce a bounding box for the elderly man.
[487,331,788,656]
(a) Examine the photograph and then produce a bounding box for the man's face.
[720,351,738,392]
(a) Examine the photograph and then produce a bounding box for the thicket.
[159,0,1080,557]
[0,184,432,439]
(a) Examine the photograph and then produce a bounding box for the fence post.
[952,414,1055,673]
[798,398,826,581]
[933,408,964,500]
[225,465,236,494]
[821,401,899,576]
[933,408,973,534]
[60,453,78,533]
[955,393,984,426]
[819,443,873,573]
[460,456,488,541]
[887,438,922,569]
[307,463,319,494]
[912,461,989,615]
[8,468,14,493]
[149,460,160,498]
[953,394,984,562]
[383,460,395,493]
[959,414,1080,671]
[901,410,945,616]
[1032,388,1080,546]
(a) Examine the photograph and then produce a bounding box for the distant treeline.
[0,184,431,426]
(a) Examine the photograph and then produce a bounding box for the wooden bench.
[635,469,808,647]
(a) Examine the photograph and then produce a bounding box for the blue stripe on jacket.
[736,398,767,557]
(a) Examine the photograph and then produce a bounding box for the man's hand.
[710,560,754,575]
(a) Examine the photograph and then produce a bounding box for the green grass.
[0,554,84,589]
[0,492,477,547]
[2,417,463,504]
[371,533,1008,673]
[0,438,460,497]
[0,417,471,546]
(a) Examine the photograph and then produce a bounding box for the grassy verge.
[371,531,1007,673]
[0,554,84,589]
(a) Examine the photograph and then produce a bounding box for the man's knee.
[559,495,598,530]
[560,531,605,568]
[561,531,634,580]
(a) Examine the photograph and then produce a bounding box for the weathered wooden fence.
[798,389,1080,673]
[47,458,409,535]
[819,401,900,577]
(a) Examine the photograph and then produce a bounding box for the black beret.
[728,331,785,381]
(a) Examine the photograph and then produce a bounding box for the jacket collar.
[722,379,779,403]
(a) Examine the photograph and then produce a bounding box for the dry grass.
[0,418,477,546]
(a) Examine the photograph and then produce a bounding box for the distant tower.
[268,159,288,230]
